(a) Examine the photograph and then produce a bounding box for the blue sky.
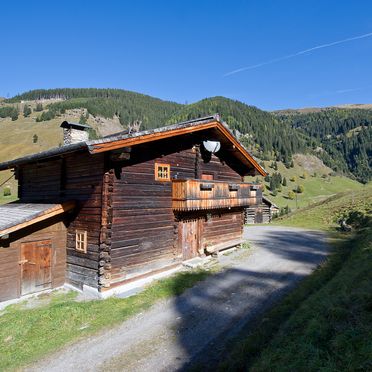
[1,0,372,110]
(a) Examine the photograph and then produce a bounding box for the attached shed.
[245,196,279,224]
[0,202,74,301]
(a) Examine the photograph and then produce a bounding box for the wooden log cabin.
[245,196,279,224]
[0,115,266,301]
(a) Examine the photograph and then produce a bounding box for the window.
[201,173,214,180]
[155,163,170,181]
[75,230,87,253]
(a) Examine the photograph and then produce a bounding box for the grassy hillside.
[0,105,80,200]
[219,187,372,371]
[248,154,363,211]
[0,88,369,201]
[273,184,371,230]
[0,102,124,200]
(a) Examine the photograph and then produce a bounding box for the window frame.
[155,163,171,181]
[75,229,87,253]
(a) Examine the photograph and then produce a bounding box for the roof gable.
[87,116,267,176]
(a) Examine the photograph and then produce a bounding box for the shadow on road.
[169,228,329,370]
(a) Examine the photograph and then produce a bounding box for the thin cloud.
[308,87,366,98]
[224,32,372,77]
[334,87,363,94]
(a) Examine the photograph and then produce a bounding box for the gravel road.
[27,226,329,372]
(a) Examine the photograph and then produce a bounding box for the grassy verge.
[218,188,372,371]
[249,226,372,371]
[272,185,372,230]
[0,268,214,371]
[0,194,17,205]
[248,156,363,210]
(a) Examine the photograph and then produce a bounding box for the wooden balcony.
[172,179,261,211]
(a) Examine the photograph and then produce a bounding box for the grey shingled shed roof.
[0,202,75,237]
[262,196,279,209]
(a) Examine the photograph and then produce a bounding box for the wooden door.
[20,240,52,296]
[180,220,200,260]
[255,208,263,224]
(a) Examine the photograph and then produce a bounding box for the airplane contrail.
[307,87,365,98]
[224,32,372,77]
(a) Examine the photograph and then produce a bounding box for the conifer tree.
[23,105,32,117]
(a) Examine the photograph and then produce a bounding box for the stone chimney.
[60,121,90,145]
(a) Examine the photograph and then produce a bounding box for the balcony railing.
[172,179,261,211]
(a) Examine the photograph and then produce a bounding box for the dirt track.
[28,226,329,372]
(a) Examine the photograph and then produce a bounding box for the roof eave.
[0,201,75,237]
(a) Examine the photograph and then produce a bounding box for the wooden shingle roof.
[0,201,75,237]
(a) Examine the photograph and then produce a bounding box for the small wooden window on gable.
[75,230,87,253]
[155,163,170,181]
[201,173,214,180]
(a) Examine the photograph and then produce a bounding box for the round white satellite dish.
[203,140,221,154]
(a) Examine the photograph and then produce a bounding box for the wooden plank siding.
[172,179,258,211]
[0,217,66,302]
[202,209,244,249]
[245,204,271,224]
[199,152,243,182]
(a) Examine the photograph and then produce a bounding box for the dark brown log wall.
[0,217,66,302]
[110,141,243,284]
[15,137,246,290]
[110,149,196,283]
[63,152,104,289]
[19,160,62,201]
[18,151,105,290]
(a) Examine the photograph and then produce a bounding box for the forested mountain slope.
[275,108,372,183]
[7,88,182,129]
[2,88,371,183]
[167,97,308,165]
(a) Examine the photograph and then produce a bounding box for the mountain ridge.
[1,88,370,183]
